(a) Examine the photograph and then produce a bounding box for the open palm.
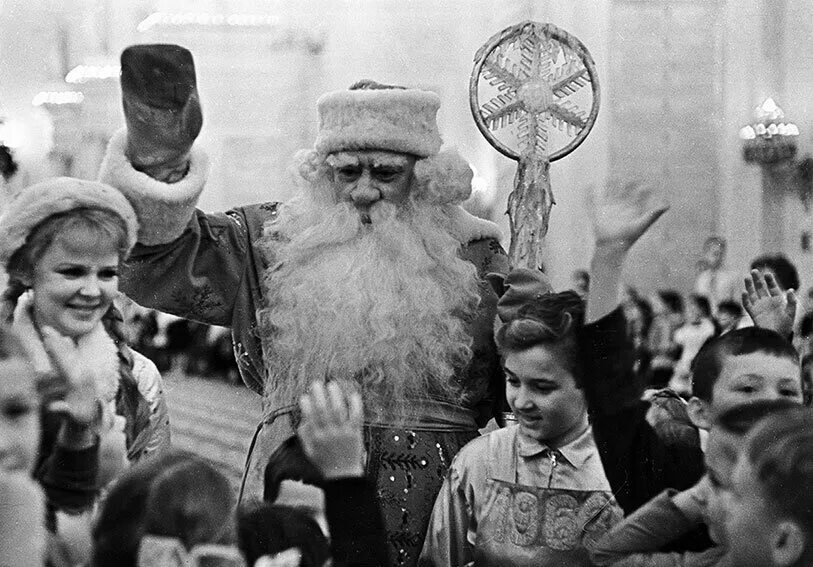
[588,179,668,250]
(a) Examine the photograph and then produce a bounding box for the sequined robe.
[99,130,509,567]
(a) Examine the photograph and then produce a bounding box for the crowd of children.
[3,174,813,567]
[611,245,810,404]
[123,307,239,384]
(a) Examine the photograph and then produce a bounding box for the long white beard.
[257,185,481,419]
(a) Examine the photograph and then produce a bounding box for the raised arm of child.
[742,269,797,340]
[17,322,107,514]
[580,179,668,412]
[298,381,388,567]
[579,181,707,516]
[586,179,668,324]
[590,477,725,567]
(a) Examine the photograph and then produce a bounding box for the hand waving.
[297,381,365,480]
[587,179,669,252]
[743,269,797,339]
[39,326,101,428]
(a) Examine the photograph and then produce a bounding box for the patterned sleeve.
[120,208,252,327]
[130,349,171,460]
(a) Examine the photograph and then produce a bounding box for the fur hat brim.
[0,177,138,267]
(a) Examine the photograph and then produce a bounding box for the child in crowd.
[246,380,387,567]
[647,290,684,388]
[721,405,813,567]
[263,436,328,537]
[419,180,667,566]
[0,321,110,565]
[685,325,803,433]
[0,177,169,467]
[751,254,800,293]
[715,300,743,334]
[590,399,800,566]
[671,294,717,396]
[695,236,741,310]
[623,293,654,379]
[0,471,46,567]
[92,450,245,567]
[238,503,330,567]
[588,312,805,563]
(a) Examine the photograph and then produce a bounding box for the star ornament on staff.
[470,21,601,269]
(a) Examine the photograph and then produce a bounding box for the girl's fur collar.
[13,291,120,404]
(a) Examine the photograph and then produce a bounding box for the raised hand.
[297,381,365,479]
[39,326,100,428]
[587,178,668,252]
[585,179,668,323]
[743,269,797,339]
[121,44,203,182]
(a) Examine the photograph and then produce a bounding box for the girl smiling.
[419,180,667,566]
[0,177,169,469]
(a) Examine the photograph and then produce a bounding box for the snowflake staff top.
[470,21,600,269]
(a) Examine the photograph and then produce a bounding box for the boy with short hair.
[590,399,801,566]
[686,326,803,433]
[585,281,805,556]
[722,405,813,567]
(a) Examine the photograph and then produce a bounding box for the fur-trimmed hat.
[0,177,138,267]
[315,83,442,158]
[314,81,478,206]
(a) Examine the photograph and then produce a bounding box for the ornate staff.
[470,21,600,269]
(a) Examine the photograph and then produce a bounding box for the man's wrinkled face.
[327,150,416,223]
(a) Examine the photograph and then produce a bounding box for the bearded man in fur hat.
[99,45,508,565]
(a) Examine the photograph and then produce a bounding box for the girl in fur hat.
[0,177,170,474]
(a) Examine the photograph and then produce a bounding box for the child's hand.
[40,326,100,428]
[298,381,365,479]
[743,269,797,339]
[588,179,668,252]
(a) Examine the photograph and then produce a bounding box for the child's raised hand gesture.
[297,381,365,479]
[742,269,797,340]
[586,179,668,323]
[587,179,668,252]
[38,326,101,428]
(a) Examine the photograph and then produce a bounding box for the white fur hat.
[0,177,138,267]
[315,86,443,157]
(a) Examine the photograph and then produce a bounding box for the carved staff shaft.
[508,156,553,269]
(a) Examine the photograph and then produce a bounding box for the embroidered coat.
[99,129,509,566]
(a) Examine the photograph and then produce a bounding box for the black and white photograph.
[0,1,812,566]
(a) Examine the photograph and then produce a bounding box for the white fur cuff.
[441,205,502,245]
[98,128,210,246]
